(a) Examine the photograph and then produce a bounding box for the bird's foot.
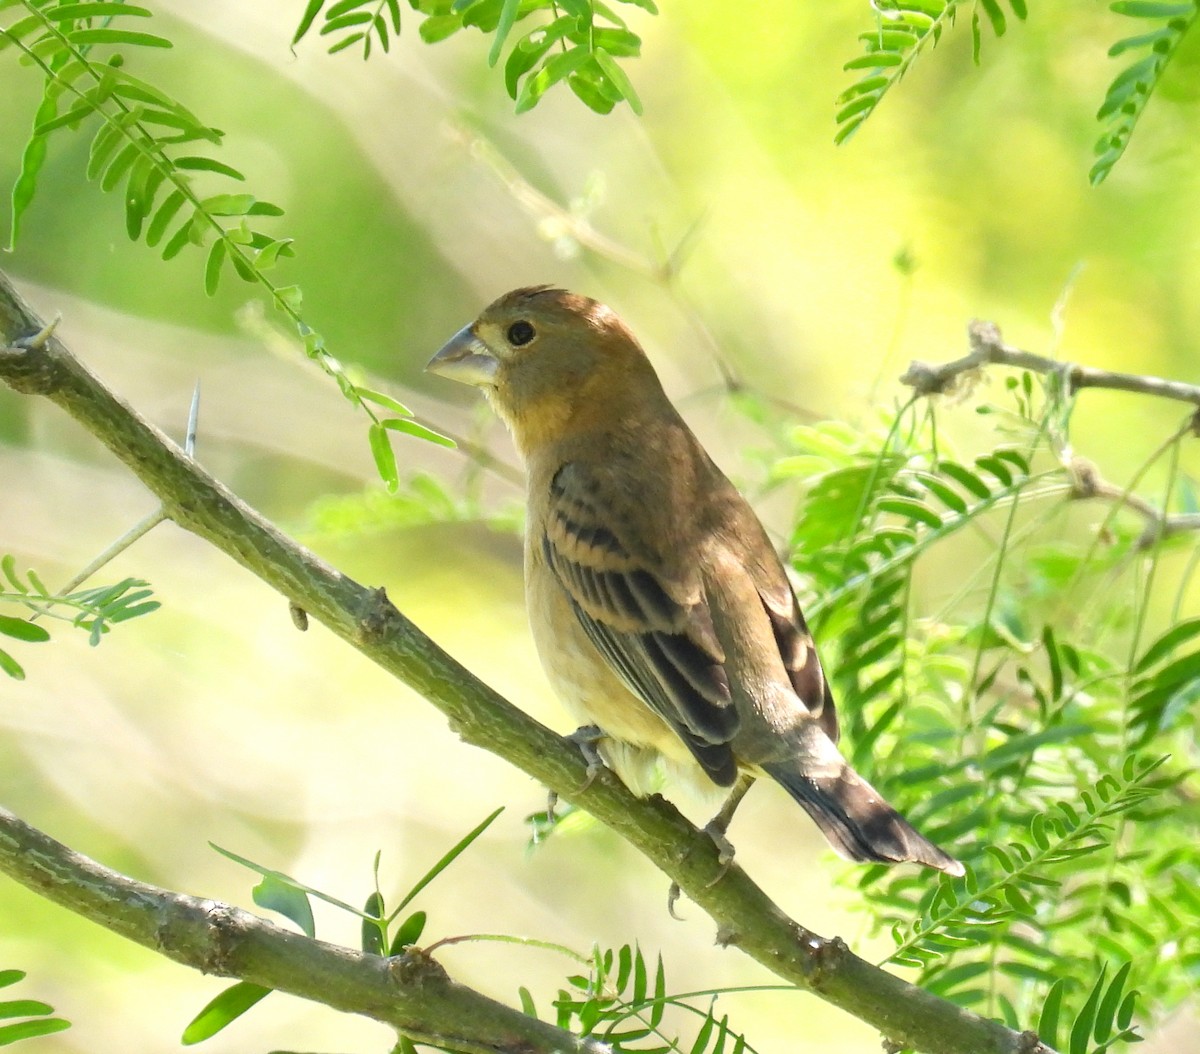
[665,816,740,919]
[698,774,753,887]
[564,724,608,790]
[702,819,737,887]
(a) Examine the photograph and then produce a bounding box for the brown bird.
[427,286,962,876]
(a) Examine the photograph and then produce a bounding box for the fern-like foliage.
[293,0,403,58]
[837,0,1027,144]
[0,0,452,479]
[750,359,1200,1051]
[0,969,70,1045]
[840,0,1200,184]
[293,0,653,115]
[0,554,159,679]
[539,942,758,1054]
[1091,0,1200,184]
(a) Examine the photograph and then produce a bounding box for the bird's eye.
[507,320,536,347]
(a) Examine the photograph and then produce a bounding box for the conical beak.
[426,325,499,388]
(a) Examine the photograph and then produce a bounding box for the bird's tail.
[763,760,964,876]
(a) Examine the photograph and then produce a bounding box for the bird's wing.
[540,461,739,784]
[713,489,840,744]
[756,583,839,742]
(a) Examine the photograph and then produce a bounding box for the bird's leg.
[703,773,755,870]
[564,724,608,789]
[667,774,757,914]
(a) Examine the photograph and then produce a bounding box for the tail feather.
[763,761,964,876]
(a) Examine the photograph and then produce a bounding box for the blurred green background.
[1,2,1198,1051]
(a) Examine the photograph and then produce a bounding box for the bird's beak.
[425,325,499,388]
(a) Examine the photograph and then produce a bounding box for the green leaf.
[146,189,186,246]
[978,0,1006,36]
[835,91,881,126]
[255,237,294,270]
[294,0,327,43]
[975,454,1014,485]
[161,215,197,261]
[0,1018,71,1045]
[354,386,412,417]
[1,557,23,592]
[204,239,225,296]
[174,156,245,180]
[420,14,463,43]
[844,52,904,69]
[488,0,521,66]
[384,0,402,34]
[322,12,373,35]
[389,910,427,954]
[45,3,153,18]
[689,1010,715,1054]
[518,985,537,1018]
[200,193,255,216]
[0,1000,54,1019]
[8,92,59,251]
[380,417,457,448]
[515,45,588,112]
[86,119,126,182]
[67,28,173,48]
[878,496,943,529]
[0,616,50,643]
[1110,0,1194,15]
[210,844,363,916]
[593,47,643,114]
[1108,26,1176,55]
[939,460,992,499]
[369,422,399,492]
[1134,615,1200,672]
[361,891,385,954]
[393,807,504,915]
[1069,965,1107,1054]
[180,982,272,1044]
[328,0,372,18]
[252,873,315,937]
[1094,960,1133,1043]
[100,141,140,193]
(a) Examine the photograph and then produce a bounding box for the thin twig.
[1066,455,1200,550]
[901,319,1200,410]
[39,381,203,608]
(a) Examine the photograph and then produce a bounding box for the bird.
[426,286,963,877]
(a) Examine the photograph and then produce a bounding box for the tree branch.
[0,807,598,1054]
[901,319,1200,550]
[0,269,1051,1054]
[1067,454,1200,550]
[901,319,1200,410]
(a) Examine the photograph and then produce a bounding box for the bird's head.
[426,286,664,457]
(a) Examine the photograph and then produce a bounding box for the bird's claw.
[665,819,737,917]
[564,724,607,790]
[667,881,685,920]
[702,819,737,887]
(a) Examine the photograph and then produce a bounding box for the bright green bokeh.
[1,3,1198,1052]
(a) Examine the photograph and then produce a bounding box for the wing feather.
[759,587,838,742]
[542,462,739,783]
